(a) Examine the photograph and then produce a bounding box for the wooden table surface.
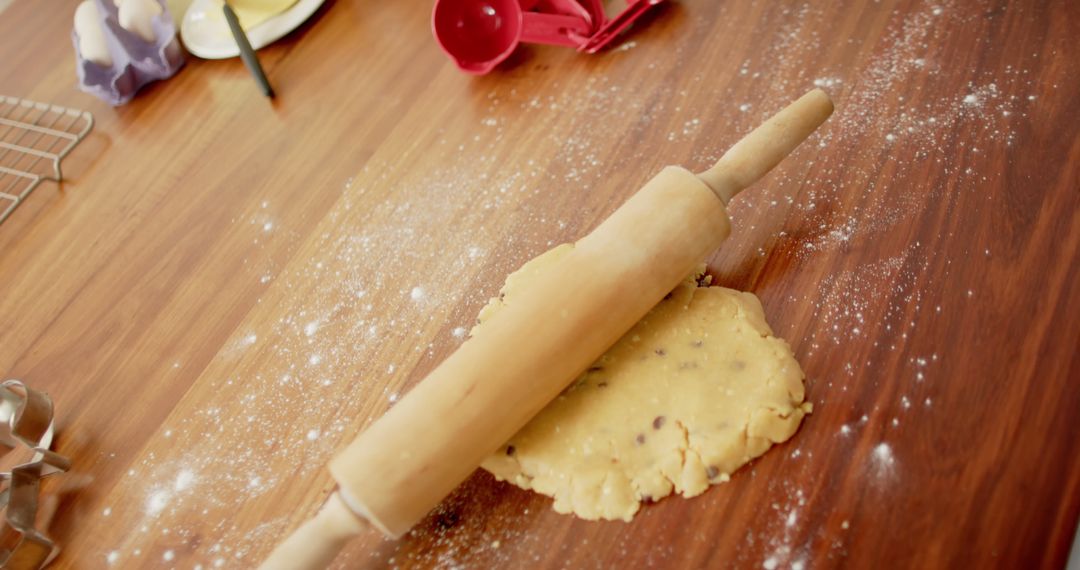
[2,0,1078,568]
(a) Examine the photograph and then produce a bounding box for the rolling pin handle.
[697,88,834,204]
[258,492,367,570]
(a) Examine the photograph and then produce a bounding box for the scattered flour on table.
[100,0,1042,565]
[746,484,813,570]
[872,443,896,469]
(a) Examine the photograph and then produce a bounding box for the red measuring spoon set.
[433,0,666,74]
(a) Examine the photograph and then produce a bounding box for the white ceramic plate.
[180,0,326,59]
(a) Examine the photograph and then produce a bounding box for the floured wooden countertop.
[0,0,1077,567]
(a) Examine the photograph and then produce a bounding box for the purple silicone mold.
[72,0,185,106]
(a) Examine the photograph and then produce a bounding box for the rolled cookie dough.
[476,244,810,521]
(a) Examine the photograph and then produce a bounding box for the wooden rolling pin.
[260,88,834,569]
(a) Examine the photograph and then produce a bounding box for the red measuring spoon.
[579,0,666,53]
[433,0,592,75]
[523,0,596,31]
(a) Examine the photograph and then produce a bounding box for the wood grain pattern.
[1,0,1077,568]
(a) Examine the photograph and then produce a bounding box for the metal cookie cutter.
[0,380,70,569]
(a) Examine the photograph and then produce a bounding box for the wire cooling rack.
[0,96,94,224]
